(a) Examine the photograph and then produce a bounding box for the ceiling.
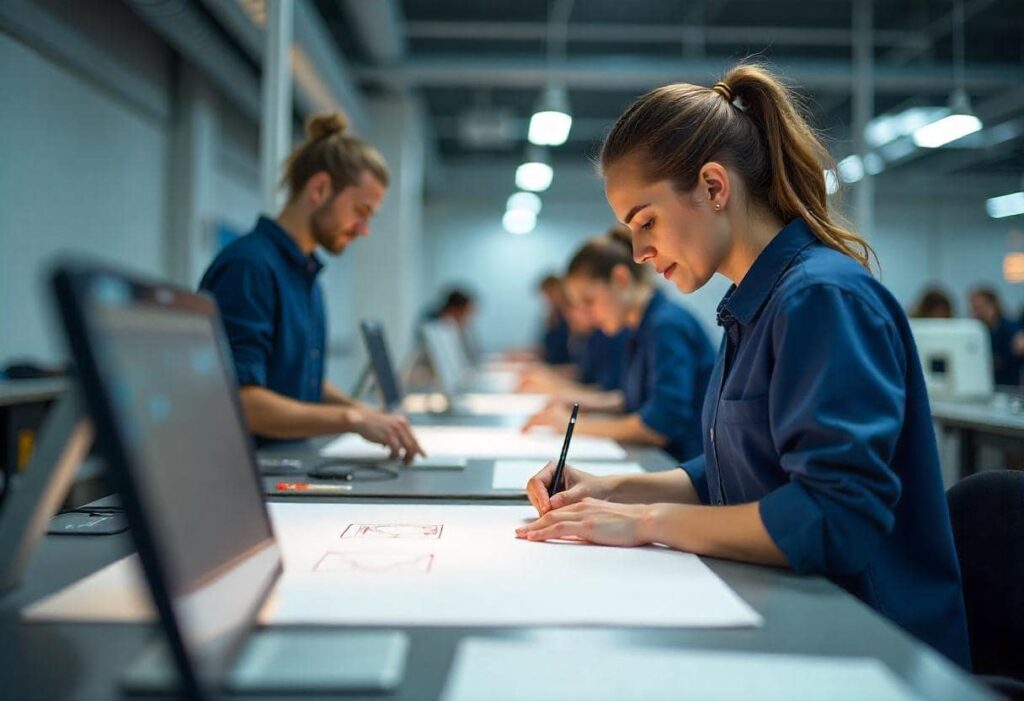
[314,0,1024,178]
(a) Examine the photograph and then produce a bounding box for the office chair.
[947,469,1024,700]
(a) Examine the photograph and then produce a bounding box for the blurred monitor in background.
[910,319,994,400]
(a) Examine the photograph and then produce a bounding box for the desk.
[0,378,68,502]
[930,394,1024,476]
[0,489,992,699]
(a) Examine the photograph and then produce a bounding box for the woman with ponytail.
[522,226,714,463]
[517,65,970,668]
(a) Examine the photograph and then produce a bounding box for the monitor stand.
[0,389,95,593]
[122,628,410,695]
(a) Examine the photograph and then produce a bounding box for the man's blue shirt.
[622,289,714,462]
[199,216,327,424]
[680,217,970,668]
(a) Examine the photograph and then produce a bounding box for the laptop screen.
[360,320,403,411]
[56,269,279,696]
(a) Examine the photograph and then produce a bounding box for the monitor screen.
[360,320,403,410]
[57,269,280,696]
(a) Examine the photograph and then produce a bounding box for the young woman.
[516,64,971,669]
[522,228,714,463]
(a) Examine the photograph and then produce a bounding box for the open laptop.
[359,319,404,412]
[51,264,407,700]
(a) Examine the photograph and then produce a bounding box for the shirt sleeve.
[201,260,277,388]
[758,284,905,576]
[680,453,709,504]
[635,322,702,444]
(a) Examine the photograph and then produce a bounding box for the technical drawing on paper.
[340,523,443,539]
[315,551,435,574]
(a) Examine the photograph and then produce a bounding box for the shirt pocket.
[714,395,775,502]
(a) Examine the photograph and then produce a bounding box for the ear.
[305,171,334,206]
[698,162,731,211]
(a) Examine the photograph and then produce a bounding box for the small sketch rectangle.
[314,551,435,574]
[340,523,443,539]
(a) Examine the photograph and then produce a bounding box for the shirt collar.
[718,217,816,327]
[256,215,324,277]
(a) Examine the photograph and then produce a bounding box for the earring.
[714,203,722,211]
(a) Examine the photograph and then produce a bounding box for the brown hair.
[567,225,648,283]
[281,111,390,199]
[600,63,874,270]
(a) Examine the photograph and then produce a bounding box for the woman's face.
[604,156,731,293]
[564,273,629,335]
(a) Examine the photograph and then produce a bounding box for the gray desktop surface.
[258,437,676,500]
[0,492,993,700]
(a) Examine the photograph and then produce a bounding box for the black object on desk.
[548,402,579,497]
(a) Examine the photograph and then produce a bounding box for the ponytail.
[600,63,875,270]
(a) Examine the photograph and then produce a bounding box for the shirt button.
[716,498,724,505]
[709,427,715,442]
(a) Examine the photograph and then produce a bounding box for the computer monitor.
[52,264,407,699]
[909,318,994,400]
[420,319,464,400]
[359,320,403,411]
[52,264,281,699]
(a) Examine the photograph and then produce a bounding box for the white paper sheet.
[23,504,760,630]
[22,554,154,623]
[491,460,646,491]
[401,393,549,416]
[320,426,627,461]
[441,639,922,701]
[260,503,761,628]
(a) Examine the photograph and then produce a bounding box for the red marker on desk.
[276,482,353,494]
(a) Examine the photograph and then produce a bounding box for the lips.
[659,263,677,280]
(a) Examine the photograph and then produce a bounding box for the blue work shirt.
[623,289,714,462]
[680,218,970,668]
[541,312,572,365]
[199,216,327,422]
[578,330,628,391]
[989,317,1022,387]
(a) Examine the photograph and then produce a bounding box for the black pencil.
[548,403,580,497]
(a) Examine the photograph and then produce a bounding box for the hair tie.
[712,82,734,103]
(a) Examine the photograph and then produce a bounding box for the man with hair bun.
[200,111,424,461]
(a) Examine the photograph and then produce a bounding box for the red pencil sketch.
[340,523,443,539]
[314,551,435,574]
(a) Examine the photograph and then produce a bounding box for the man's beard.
[310,203,354,255]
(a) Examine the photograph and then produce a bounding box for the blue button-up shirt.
[199,216,327,419]
[680,218,970,668]
[541,313,572,365]
[578,330,629,391]
[623,289,714,462]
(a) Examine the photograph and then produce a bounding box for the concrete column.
[260,0,293,212]
[853,0,875,241]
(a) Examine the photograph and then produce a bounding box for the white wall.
[423,161,1024,354]
[0,28,173,364]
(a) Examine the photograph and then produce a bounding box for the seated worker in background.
[522,227,714,462]
[538,274,572,365]
[518,64,970,669]
[199,111,423,461]
[909,285,954,319]
[969,286,1024,387]
[430,288,480,364]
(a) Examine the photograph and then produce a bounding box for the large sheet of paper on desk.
[320,426,627,461]
[22,554,153,623]
[491,460,646,491]
[401,393,548,416]
[260,503,761,628]
[441,639,921,701]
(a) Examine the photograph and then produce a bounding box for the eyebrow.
[623,203,651,225]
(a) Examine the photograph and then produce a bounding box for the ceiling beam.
[405,21,929,50]
[358,57,1023,94]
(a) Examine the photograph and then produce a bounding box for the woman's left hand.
[520,401,572,433]
[515,498,652,547]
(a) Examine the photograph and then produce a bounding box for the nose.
[633,242,656,265]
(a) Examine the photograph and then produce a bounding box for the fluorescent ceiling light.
[863,152,885,176]
[913,113,983,148]
[503,209,537,235]
[528,86,572,146]
[824,169,839,195]
[986,192,1024,219]
[516,146,553,192]
[507,192,542,215]
[838,155,864,184]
